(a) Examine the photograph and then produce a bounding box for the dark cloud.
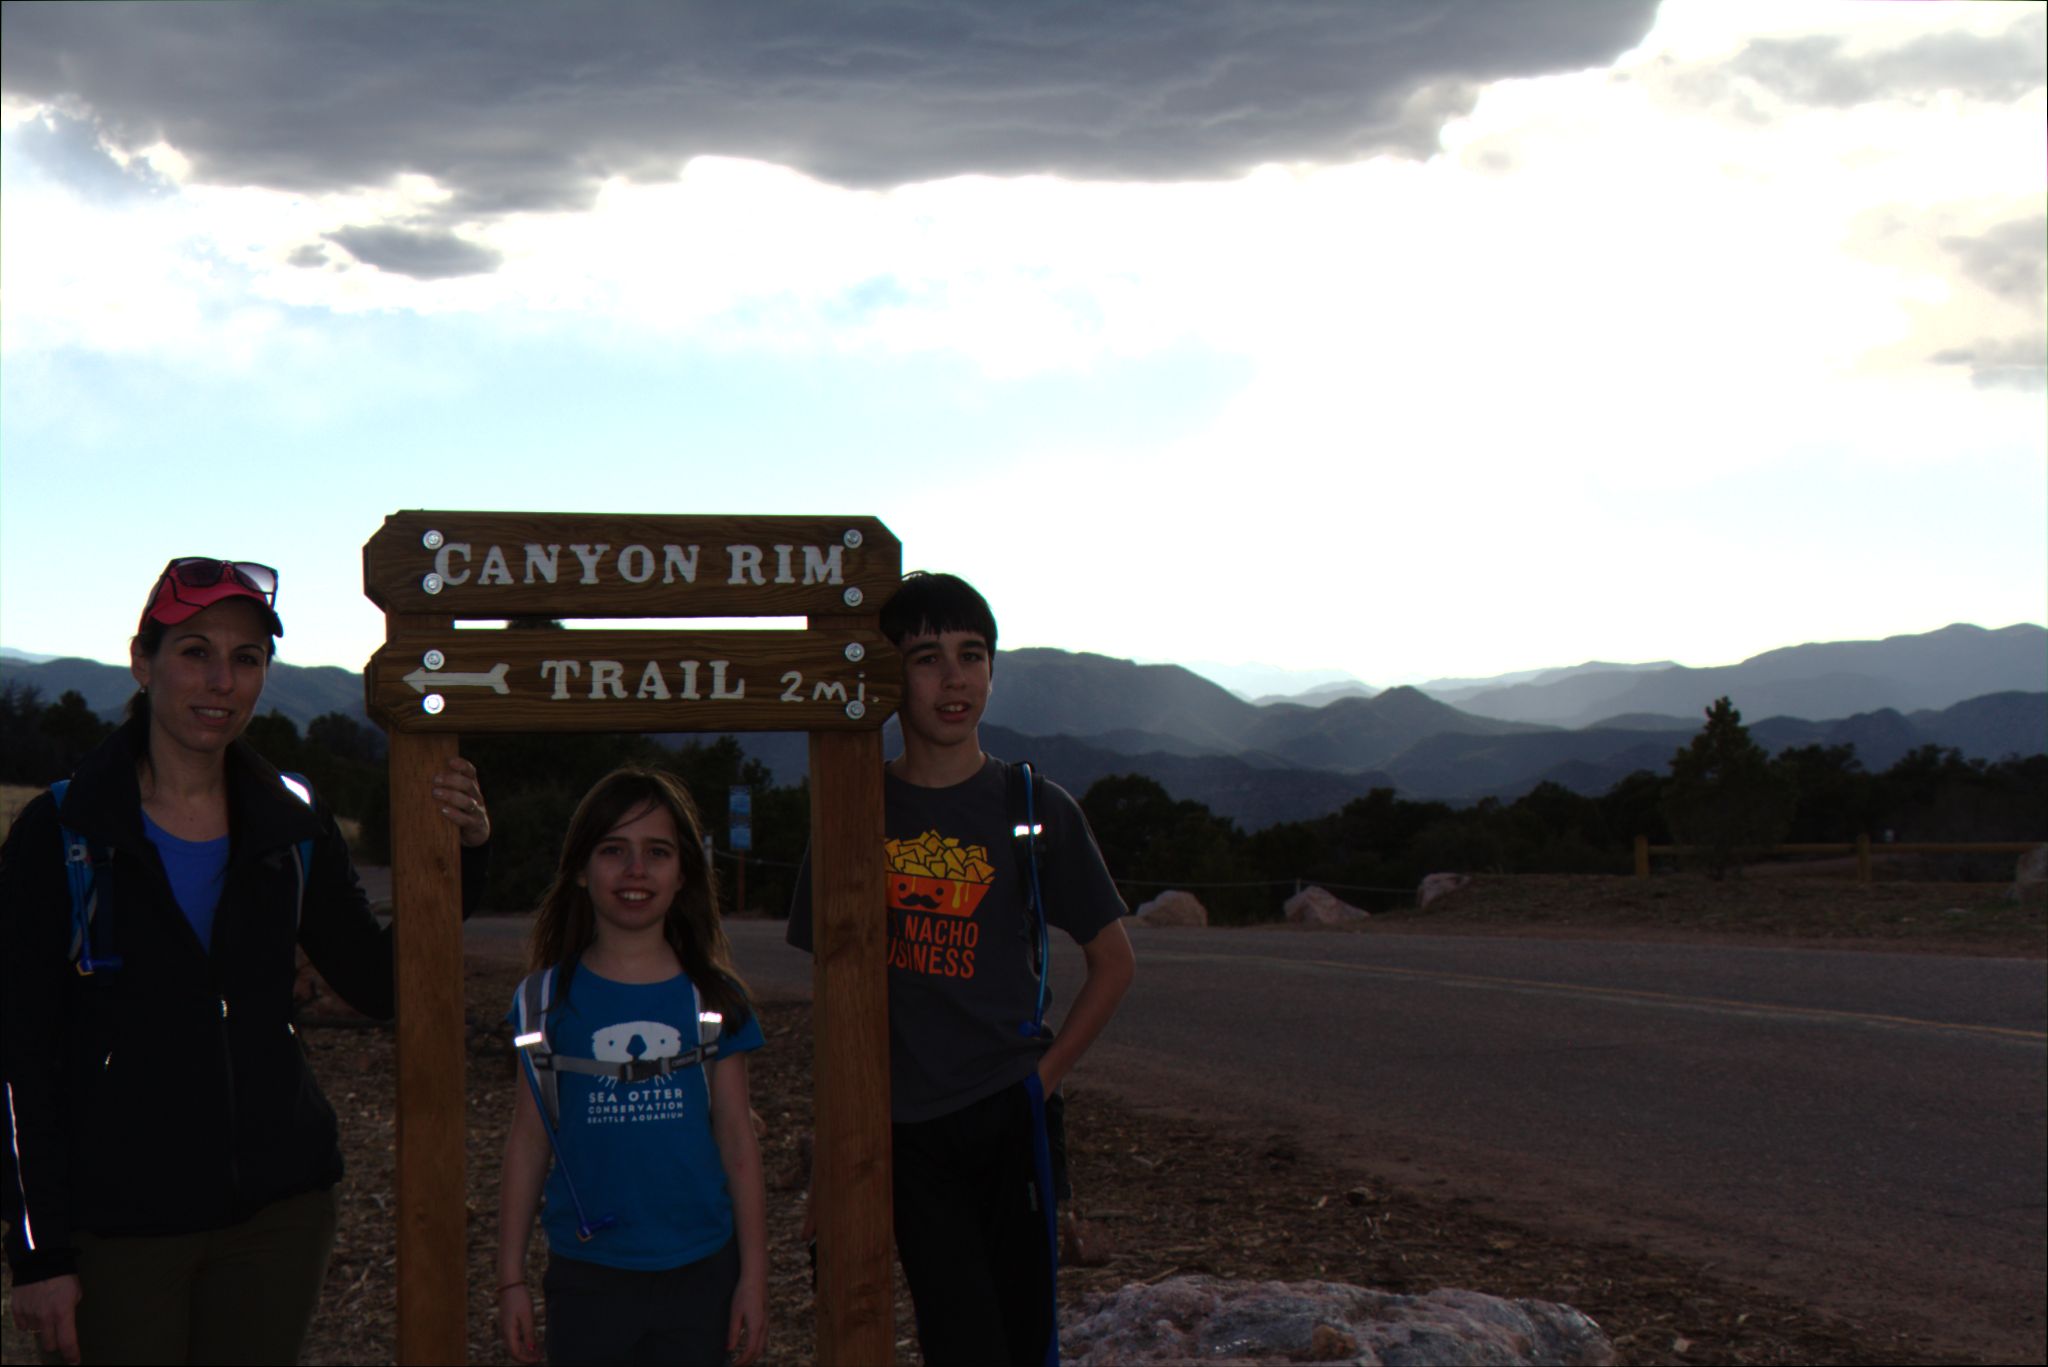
[1721,11,2044,109]
[1939,216,2047,312]
[1930,336,2047,392]
[324,225,504,279]
[2,1,1658,227]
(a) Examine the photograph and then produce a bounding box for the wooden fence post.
[1856,833,1872,883]
[389,728,467,1365]
[1634,835,1650,880]
[808,728,895,1364]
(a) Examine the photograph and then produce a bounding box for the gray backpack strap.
[512,967,560,1126]
[513,969,729,1127]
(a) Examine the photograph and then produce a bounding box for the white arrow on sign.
[402,663,511,695]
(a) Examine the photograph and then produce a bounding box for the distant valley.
[5,622,2041,829]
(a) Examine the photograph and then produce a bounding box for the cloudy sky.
[3,0,2042,692]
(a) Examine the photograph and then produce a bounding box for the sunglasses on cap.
[140,559,284,635]
[161,559,279,600]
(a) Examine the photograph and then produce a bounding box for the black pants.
[892,1076,1059,1367]
[543,1238,738,1367]
[56,1186,337,1366]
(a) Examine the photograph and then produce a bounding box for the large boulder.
[1416,873,1472,910]
[1135,890,1208,927]
[2010,844,2048,903]
[1062,1275,1615,1366]
[1284,886,1370,927]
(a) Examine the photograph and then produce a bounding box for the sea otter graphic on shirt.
[580,1018,691,1127]
[504,969,765,1269]
[886,829,995,979]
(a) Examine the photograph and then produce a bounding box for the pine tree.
[1661,697,1792,879]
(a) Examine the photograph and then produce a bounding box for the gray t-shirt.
[787,755,1126,1122]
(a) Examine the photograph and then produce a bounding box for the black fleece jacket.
[0,717,488,1285]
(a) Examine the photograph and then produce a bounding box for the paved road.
[728,920,2048,1360]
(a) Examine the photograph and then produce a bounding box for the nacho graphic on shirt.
[886,830,995,979]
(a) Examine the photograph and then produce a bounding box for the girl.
[496,768,767,1367]
[1,556,492,1365]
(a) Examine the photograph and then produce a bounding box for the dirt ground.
[3,870,2039,1364]
[282,966,1993,1367]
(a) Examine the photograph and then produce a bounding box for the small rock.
[1285,886,1371,926]
[1136,890,1209,927]
[1061,1209,1116,1267]
[770,1132,812,1191]
[2008,844,2047,902]
[1416,872,1472,910]
[1301,1322,1359,1361]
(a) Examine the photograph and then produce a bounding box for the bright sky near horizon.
[3,1,2042,690]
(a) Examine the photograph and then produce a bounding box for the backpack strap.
[51,779,122,976]
[278,772,316,933]
[513,969,727,1124]
[1008,761,1051,1036]
[512,967,562,1126]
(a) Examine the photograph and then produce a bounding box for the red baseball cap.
[138,559,285,637]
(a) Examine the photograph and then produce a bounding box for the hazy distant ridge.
[1442,623,2044,727]
[5,622,2041,827]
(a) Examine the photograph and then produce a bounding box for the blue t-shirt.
[510,965,765,1270]
[140,810,229,950]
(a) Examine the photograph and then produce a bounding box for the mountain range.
[5,623,2041,828]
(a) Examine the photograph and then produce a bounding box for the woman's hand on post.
[497,1282,539,1364]
[12,1273,82,1365]
[431,757,491,848]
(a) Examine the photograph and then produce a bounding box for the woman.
[1,558,492,1365]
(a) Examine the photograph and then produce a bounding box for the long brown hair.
[528,767,749,1022]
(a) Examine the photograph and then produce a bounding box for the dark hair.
[527,767,749,1022]
[880,572,998,657]
[124,620,168,726]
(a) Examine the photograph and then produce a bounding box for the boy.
[787,571,1135,1366]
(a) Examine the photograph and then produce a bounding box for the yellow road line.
[1159,952,2048,1043]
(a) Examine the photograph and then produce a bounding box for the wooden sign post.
[364,511,902,1365]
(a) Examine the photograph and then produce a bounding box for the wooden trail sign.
[368,628,896,733]
[364,511,899,618]
[365,510,900,1365]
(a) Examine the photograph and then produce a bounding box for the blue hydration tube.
[517,1049,618,1242]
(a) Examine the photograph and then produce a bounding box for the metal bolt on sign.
[421,530,445,551]
[422,650,446,671]
[422,694,445,715]
[842,587,864,608]
[844,642,866,662]
[843,528,864,549]
[845,700,867,720]
[422,574,444,595]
